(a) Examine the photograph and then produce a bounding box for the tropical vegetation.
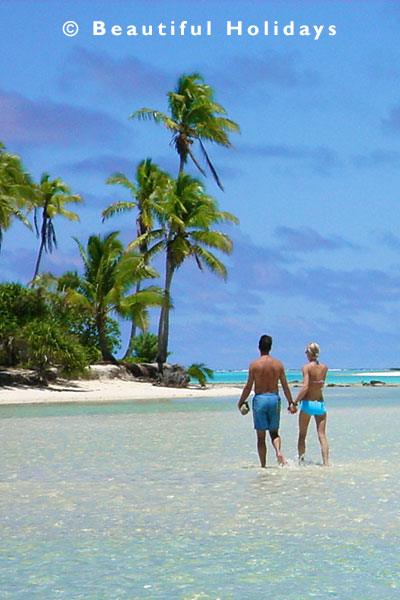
[103,159,170,357]
[187,363,214,388]
[130,72,240,189]
[0,72,239,384]
[59,232,166,362]
[0,143,31,251]
[127,332,159,363]
[0,282,91,380]
[30,173,82,282]
[128,173,238,366]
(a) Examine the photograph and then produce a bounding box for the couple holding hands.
[238,335,329,467]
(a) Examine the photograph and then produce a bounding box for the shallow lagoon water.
[211,368,400,385]
[1,388,399,599]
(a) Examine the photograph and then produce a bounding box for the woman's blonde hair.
[306,342,320,358]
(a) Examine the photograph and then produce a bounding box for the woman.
[294,343,329,466]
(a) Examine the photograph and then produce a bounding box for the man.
[238,334,296,467]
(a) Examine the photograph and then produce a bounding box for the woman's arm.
[279,369,295,410]
[294,366,310,405]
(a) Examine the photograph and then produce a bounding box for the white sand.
[354,371,400,376]
[0,379,242,406]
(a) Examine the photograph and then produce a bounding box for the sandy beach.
[1,377,397,406]
[0,378,242,406]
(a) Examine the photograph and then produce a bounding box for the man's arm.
[238,366,255,410]
[279,368,296,412]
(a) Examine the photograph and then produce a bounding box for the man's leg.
[269,430,285,465]
[298,411,311,461]
[315,413,329,466]
[256,430,267,467]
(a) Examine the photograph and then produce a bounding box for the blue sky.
[2,0,400,369]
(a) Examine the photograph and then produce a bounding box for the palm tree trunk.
[32,229,46,281]
[32,206,48,282]
[122,281,141,359]
[96,314,117,363]
[156,256,174,371]
[123,218,149,359]
[179,153,185,175]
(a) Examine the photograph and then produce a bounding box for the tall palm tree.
[128,174,239,367]
[0,143,31,251]
[31,173,82,282]
[62,232,166,362]
[102,159,171,357]
[130,73,240,190]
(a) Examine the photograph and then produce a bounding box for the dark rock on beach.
[0,362,191,389]
[154,363,191,388]
[0,367,57,387]
[124,362,160,380]
[124,362,190,387]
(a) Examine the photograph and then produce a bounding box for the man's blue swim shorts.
[252,393,281,431]
[300,400,326,416]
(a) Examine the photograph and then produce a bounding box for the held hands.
[288,401,298,414]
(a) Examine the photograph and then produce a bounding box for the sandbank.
[0,378,242,406]
[1,368,398,406]
[354,371,400,376]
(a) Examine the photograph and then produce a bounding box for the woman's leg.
[298,411,311,461]
[315,413,329,466]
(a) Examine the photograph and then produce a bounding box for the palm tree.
[187,362,214,388]
[102,159,171,357]
[62,232,166,362]
[130,73,240,190]
[31,173,82,282]
[0,143,31,251]
[128,174,239,368]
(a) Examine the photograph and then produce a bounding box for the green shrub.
[0,282,120,375]
[127,332,159,363]
[21,320,90,377]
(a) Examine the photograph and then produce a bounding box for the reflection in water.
[1,388,399,599]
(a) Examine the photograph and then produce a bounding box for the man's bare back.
[250,355,285,394]
[238,349,294,412]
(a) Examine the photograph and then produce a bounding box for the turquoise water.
[1,388,399,599]
[209,368,400,385]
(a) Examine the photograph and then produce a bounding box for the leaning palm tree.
[62,232,166,362]
[187,363,214,388]
[0,143,31,251]
[130,73,240,190]
[128,174,239,367]
[31,173,82,281]
[102,159,171,357]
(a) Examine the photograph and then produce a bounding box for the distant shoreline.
[217,382,400,388]
[0,378,398,407]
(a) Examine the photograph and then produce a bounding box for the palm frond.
[102,201,137,222]
[129,109,179,132]
[187,146,207,178]
[106,173,138,192]
[198,140,223,190]
[189,230,233,254]
[191,245,228,279]
[126,229,165,253]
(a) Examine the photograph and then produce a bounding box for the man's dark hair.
[258,334,272,354]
